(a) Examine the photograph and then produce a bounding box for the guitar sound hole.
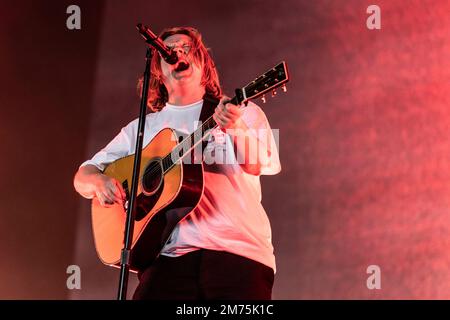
[142,159,163,195]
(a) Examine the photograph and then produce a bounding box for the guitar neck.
[159,61,290,172]
[160,106,225,173]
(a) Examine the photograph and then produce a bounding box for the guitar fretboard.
[161,115,218,172]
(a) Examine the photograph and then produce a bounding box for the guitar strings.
[130,116,217,189]
[135,96,254,185]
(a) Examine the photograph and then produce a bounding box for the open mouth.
[174,61,190,72]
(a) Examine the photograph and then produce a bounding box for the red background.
[0,0,449,299]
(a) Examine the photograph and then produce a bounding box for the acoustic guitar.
[91,61,289,271]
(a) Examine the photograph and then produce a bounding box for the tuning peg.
[261,95,267,103]
[282,84,287,92]
[272,89,277,97]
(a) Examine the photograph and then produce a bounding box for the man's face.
[160,34,203,89]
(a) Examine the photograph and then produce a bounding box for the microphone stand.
[117,47,153,300]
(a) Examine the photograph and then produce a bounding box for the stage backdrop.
[0,0,104,299]
[0,0,449,299]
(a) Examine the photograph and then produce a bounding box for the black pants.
[132,249,274,300]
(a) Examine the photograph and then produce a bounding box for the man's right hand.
[74,164,126,208]
[93,174,126,207]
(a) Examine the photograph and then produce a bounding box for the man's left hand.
[213,96,244,131]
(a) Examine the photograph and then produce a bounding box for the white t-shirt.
[81,99,281,271]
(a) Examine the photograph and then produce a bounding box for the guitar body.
[91,128,204,272]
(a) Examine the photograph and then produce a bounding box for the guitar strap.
[198,94,220,151]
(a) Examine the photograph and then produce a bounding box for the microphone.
[136,23,178,65]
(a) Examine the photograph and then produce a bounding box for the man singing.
[74,26,281,300]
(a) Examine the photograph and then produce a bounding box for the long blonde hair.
[138,26,222,112]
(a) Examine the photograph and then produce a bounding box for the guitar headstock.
[235,61,289,105]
